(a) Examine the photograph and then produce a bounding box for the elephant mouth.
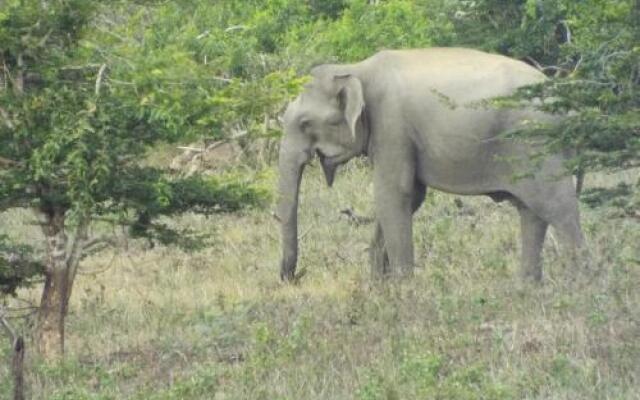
[316,149,357,187]
[316,150,338,187]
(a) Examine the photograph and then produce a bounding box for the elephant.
[277,48,586,282]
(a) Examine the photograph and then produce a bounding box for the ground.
[1,159,639,399]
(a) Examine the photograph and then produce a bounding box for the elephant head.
[277,66,367,281]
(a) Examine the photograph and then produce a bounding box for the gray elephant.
[277,48,585,282]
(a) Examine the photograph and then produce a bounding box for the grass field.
[1,159,639,399]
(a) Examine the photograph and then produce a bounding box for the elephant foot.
[520,267,543,284]
[280,259,306,283]
[280,268,295,282]
[369,244,390,280]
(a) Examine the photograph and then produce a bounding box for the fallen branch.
[340,207,374,226]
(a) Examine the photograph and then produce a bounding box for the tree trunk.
[12,336,25,400]
[35,209,70,359]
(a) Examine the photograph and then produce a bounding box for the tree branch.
[14,54,24,95]
[0,155,21,167]
[36,28,54,48]
[0,305,17,343]
[524,56,569,76]
[95,64,107,96]
[0,106,16,130]
[65,215,90,293]
[60,63,103,71]
[82,236,117,255]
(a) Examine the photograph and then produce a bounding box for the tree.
[0,0,271,359]
[442,0,639,215]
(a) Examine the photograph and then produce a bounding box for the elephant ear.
[334,74,364,141]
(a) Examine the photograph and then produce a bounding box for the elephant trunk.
[277,139,310,281]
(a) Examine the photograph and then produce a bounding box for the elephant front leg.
[370,182,426,279]
[373,178,416,278]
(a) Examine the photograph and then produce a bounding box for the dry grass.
[1,160,639,399]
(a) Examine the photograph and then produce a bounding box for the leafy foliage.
[447,0,639,205]
[0,235,43,296]
[0,1,276,301]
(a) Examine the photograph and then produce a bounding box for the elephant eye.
[299,118,311,132]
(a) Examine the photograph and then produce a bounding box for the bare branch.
[82,236,117,252]
[0,155,21,167]
[2,60,16,90]
[78,252,117,276]
[36,28,54,48]
[0,106,15,130]
[554,79,615,87]
[94,21,133,44]
[524,56,544,71]
[0,305,17,343]
[211,76,233,83]
[225,25,246,33]
[64,215,91,293]
[14,54,24,95]
[95,64,107,96]
[196,30,210,39]
[573,55,583,73]
[177,146,204,153]
[524,56,569,77]
[60,63,103,71]
[108,79,136,86]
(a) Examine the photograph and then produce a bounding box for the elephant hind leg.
[543,196,591,277]
[516,205,548,282]
[548,199,585,251]
[513,179,588,278]
[517,182,585,251]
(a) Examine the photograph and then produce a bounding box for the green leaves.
[0,235,44,296]
[450,0,639,214]
[0,0,283,293]
[121,169,271,249]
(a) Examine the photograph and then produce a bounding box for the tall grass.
[1,160,638,399]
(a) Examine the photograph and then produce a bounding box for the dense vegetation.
[0,0,638,398]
